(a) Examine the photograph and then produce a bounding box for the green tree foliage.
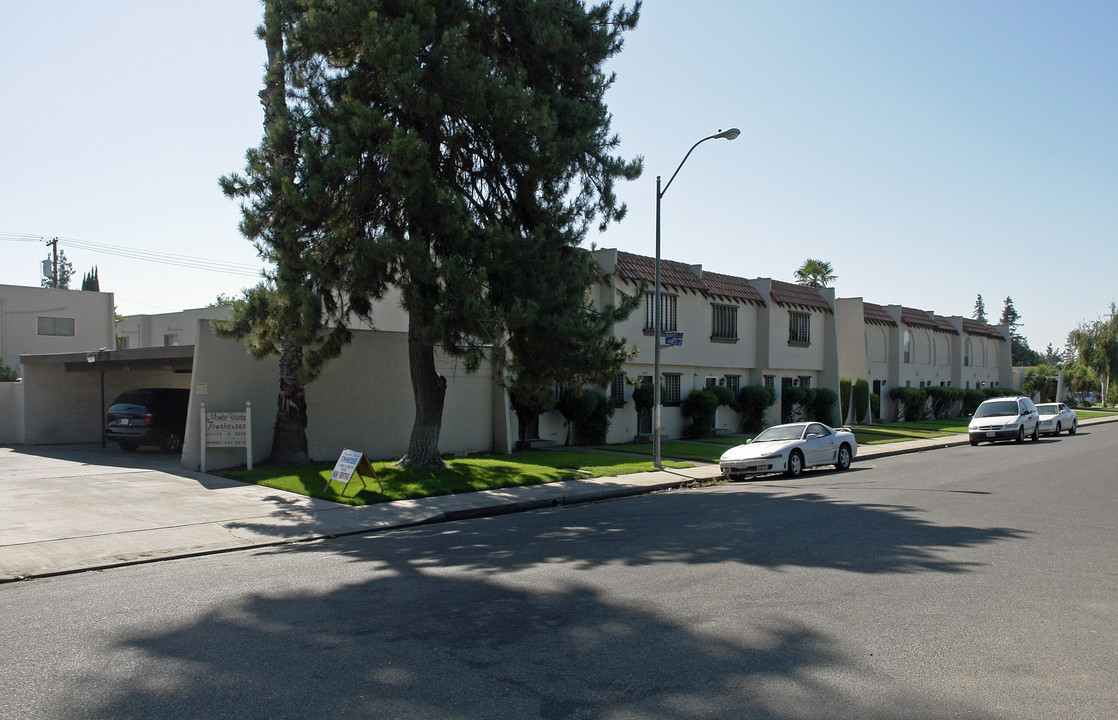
[973,294,987,324]
[793,258,837,288]
[853,379,869,424]
[888,387,928,421]
[41,249,74,289]
[807,387,838,424]
[1067,304,1118,406]
[0,364,18,382]
[80,267,100,291]
[737,385,776,433]
[282,0,642,467]
[1022,364,1058,401]
[999,296,1042,366]
[680,389,719,439]
[556,387,614,445]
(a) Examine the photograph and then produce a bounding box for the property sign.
[205,411,248,447]
[328,448,383,496]
[665,331,683,347]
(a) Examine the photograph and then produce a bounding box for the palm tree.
[794,259,837,288]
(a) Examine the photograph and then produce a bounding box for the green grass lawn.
[224,449,692,506]
[592,440,739,463]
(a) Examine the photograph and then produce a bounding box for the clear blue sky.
[2,1,1115,353]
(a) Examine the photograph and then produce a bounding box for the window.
[798,376,812,389]
[37,316,75,337]
[903,331,912,364]
[964,338,972,367]
[725,375,741,396]
[788,311,810,345]
[711,304,738,340]
[764,375,775,388]
[610,373,626,406]
[117,336,130,350]
[163,333,179,347]
[663,373,682,404]
[645,293,677,332]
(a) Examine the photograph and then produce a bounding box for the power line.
[0,232,265,278]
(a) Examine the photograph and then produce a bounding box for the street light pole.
[653,128,740,469]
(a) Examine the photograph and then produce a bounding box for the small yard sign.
[199,401,253,474]
[328,448,383,496]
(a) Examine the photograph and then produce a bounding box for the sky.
[2,1,1115,353]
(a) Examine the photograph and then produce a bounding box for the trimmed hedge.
[681,389,720,439]
[737,385,776,433]
[853,379,870,423]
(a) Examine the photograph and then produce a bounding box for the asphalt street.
[1,422,1115,719]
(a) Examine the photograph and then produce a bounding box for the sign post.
[328,448,383,497]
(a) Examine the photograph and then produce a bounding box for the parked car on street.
[967,396,1040,446]
[719,422,857,479]
[1036,402,1078,436]
[104,388,190,452]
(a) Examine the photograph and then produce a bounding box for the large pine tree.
[285,0,643,466]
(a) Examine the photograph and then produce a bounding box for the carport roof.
[21,345,195,373]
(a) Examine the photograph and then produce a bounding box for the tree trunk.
[397,319,447,468]
[270,336,310,465]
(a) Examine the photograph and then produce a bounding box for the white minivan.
[968,396,1040,446]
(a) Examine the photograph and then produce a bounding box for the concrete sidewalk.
[3,416,1115,582]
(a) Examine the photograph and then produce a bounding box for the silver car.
[1036,402,1078,436]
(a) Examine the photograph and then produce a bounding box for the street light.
[654,128,740,469]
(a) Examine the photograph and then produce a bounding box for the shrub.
[630,381,655,411]
[808,387,839,424]
[889,387,928,421]
[737,385,776,433]
[853,379,869,423]
[784,385,810,422]
[557,388,614,445]
[925,386,965,418]
[680,389,720,439]
[981,387,1019,399]
[839,378,852,423]
[709,384,737,410]
[0,364,17,382]
[962,389,985,416]
[870,392,881,420]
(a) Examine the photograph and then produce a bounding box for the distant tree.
[0,364,18,382]
[973,294,987,324]
[208,293,238,308]
[80,267,100,291]
[1067,303,1118,407]
[1000,296,1042,365]
[41,249,74,289]
[794,258,837,288]
[1043,343,1061,365]
[999,297,1021,336]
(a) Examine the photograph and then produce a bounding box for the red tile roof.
[610,251,765,305]
[862,302,896,327]
[961,318,1006,339]
[769,280,832,313]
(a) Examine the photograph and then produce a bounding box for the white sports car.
[1036,402,1078,436]
[719,422,858,479]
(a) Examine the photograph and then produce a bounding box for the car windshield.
[1036,404,1059,415]
[974,400,1020,418]
[753,424,807,442]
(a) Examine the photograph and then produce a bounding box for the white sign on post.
[200,401,253,473]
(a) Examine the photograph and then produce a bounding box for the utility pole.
[52,237,59,288]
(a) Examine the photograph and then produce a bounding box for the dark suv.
[104,388,190,452]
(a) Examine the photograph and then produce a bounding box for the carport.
[16,346,195,447]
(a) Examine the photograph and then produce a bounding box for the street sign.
[665,331,683,347]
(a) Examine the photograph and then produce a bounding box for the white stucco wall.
[182,321,506,471]
[0,381,24,444]
[0,284,115,375]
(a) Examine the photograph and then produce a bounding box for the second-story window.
[712,304,738,340]
[904,331,912,364]
[37,316,76,337]
[788,311,810,345]
[645,293,678,332]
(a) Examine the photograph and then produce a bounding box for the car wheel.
[1015,427,1025,444]
[785,450,804,478]
[970,437,980,446]
[834,444,852,471]
[1031,424,1040,442]
[1054,422,1061,436]
[1068,421,1077,435]
[118,441,139,452]
[160,432,183,453]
